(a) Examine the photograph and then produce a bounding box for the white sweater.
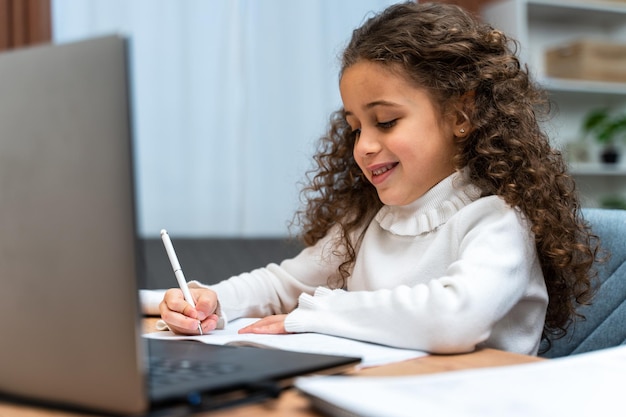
[144,171,548,355]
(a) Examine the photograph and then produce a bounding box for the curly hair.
[293,2,599,347]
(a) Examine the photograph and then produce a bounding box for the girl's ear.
[453,91,475,137]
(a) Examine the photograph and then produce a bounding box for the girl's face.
[341,61,463,206]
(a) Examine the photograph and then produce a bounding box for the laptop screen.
[0,35,149,414]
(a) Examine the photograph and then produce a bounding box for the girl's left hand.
[238,314,291,334]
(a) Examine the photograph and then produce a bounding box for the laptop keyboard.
[149,357,240,388]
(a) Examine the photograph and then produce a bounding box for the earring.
[459,128,466,134]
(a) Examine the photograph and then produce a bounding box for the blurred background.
[2,0,409,237]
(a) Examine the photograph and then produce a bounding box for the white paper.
[295,344,626,417]
[143,318,426,368]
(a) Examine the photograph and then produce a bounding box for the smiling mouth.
[371,163,399,177]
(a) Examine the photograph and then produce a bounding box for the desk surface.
[0,319,543,417]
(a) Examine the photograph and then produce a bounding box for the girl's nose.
[354,129,381,157]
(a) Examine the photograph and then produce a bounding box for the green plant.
[600,195,626,210]
[582,108,626,145]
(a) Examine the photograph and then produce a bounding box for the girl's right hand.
[159,287,220,335]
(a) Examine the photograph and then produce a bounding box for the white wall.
[52,0,400,237]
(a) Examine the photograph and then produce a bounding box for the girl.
[149,2,598,355]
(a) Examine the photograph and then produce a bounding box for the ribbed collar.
[374,169,482,236]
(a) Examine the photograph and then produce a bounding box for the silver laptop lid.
[0,36,148,414]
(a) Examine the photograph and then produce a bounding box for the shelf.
[569,162,626,176]
[528,0,626,24]
[539,78,626,96]
[483,0,626,208]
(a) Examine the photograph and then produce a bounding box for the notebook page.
[144,318,426,368]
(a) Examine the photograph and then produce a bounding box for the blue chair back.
[541,208,626,358]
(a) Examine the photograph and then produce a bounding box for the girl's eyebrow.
[344,100,401,117]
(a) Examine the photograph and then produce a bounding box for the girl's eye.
[377,120,397,129]
[351,128,361,139]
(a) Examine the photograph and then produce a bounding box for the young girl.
[146,2,598,355]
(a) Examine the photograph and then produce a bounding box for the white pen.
[160,229,203,335]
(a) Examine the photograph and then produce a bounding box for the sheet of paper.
[295,344,626,417]
[144,318,426,368]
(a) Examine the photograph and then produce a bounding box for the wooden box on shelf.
[545,40,626,83]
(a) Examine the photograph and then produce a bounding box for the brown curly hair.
[293,2,599,347]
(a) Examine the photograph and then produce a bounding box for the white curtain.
[51,0,400,237]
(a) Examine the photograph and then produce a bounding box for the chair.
[540,208,626,358]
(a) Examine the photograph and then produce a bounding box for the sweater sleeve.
[284,203,546,354]
[195,227,345,322]
[139,289,167,316]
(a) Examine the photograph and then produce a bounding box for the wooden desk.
[0,319,543,417]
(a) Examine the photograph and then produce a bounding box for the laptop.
[0,35,359,416]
